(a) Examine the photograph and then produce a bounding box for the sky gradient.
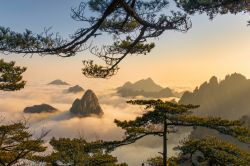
[0,0,250,90]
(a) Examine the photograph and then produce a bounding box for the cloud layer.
[0,84,190,165]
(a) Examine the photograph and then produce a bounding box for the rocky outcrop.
[65,85,84,93]
[24,104,57,113]
[48,79,69,85]
[69,90,103,117]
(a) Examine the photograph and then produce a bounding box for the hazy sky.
[0,0,250,89]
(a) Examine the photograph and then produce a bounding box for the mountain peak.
[130,78,163,92]
[145,77,153,81]
[70,89,103,117]
[48,79,69,85]
[65,85,84,93]
[225,73,246,81]
[117,78,177,98]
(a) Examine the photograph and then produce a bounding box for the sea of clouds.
[0,83,191,165]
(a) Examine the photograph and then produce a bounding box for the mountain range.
[179,73,250,120]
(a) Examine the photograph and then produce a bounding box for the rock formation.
[24,104,57,113]
[69,89,103,117]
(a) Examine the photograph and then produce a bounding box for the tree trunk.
[163,115,167,166]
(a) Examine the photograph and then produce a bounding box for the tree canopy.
[0,0,190,78]
[176,0,250,20]
[0,0,249,78]
[39,137,127,166]
[0,122,47,166]
[0,59,26,91]
[106,99,250,165]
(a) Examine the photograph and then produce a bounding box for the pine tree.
[0,122,48,166]
[39,137,127,166]
[109,99,250,165]
[147,137,250,165]
[0,1,249,78]
[175,0,250,21]
[0,0,191,78]
[0,59,26,91]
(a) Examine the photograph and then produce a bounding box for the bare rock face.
[24,104,57,113]
[69,90,103,117]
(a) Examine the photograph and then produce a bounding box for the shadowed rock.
[24,104,57,113]
[69,89,103,117]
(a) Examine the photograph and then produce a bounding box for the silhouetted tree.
[0,0,192,78]
[176,0,250,21]
[0,59,26,91]
[109,100,250,165]
[0,1,248,78]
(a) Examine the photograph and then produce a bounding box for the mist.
[0,83,191,165]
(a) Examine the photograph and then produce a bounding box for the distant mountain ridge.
[119,78,163,92]
[179,73,250,119]
[48,79,69,85]
[117,78,181,98]
[65,85,84,93]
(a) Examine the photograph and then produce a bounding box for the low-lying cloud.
[0,84,190,165]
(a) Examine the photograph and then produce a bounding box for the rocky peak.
[209,76,218,85]
[69,89,103,117]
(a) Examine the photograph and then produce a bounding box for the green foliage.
[147,156,179,166]
[0,122,47,166]
[0,0,191,78]
[41,137,127,166]
[113,99,250,165]
[177,137,250,165]
[1,1,248,78]
[0,27,63,55]
[0,59,26,91]
[176,0,250,19]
